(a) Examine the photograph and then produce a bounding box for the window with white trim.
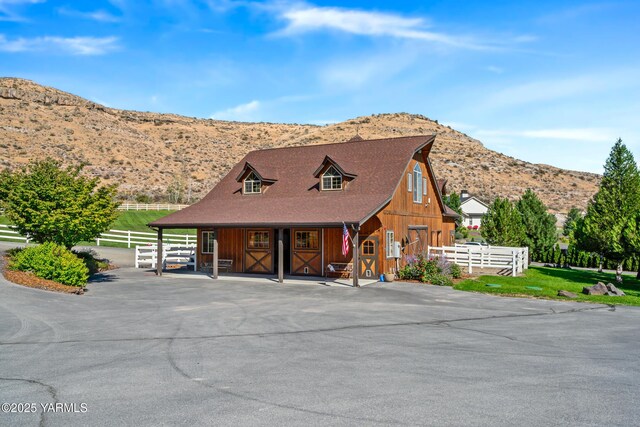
[243,171,261,194]
[407,173,412,192]
[202,231,215,254]
[386,230,395,258]
[413,164,423,203]
[321,166,342,190]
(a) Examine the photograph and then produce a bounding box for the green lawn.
[454,266,640,306]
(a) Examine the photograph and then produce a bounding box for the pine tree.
[563,207,582,239]
[480,197,524,246]
[516,189,557,261]
[577,139,640,282]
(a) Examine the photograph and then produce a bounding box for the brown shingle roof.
[150,135,438,228]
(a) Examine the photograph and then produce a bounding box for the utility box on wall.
[393,241,401,258]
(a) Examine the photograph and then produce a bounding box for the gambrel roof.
[151,135,449,228]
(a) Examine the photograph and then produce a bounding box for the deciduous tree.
[0,159,119,249]
[516,189,557,260]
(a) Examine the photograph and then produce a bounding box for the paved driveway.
[0,266,639,426]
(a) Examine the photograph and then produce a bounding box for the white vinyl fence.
[118,203,189,211]
[96,229,196,248]
[0,224,196,249]
[0,224,30,243]
[427,244,528,277]
[135,244,197,271]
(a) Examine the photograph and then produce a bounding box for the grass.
[454,266,640,306]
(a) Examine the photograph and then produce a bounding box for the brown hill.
[0,77,599,213]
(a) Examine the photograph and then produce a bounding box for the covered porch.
[152,223,377,288]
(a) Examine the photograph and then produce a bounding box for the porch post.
[212,229,219,279]
[156,228,163,276]
[278,228,284,283]
[353,224,360,288]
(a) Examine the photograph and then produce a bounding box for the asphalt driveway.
[1,263,639,426]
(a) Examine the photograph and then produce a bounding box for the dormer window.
[244,172,261,194]
[322,166,342,190]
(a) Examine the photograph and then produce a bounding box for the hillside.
[0,77,599,213]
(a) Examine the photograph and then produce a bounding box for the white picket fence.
[118,203,189,211]
[0,224,196,249]
[96,229,196,248]
[135,244,197,271]
[0,224,30,243]
[427,245,528,277]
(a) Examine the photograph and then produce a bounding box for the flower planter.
[384,273,395,282]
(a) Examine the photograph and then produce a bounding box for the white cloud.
[0,34,120,55]
[0,0,43,21]
[58,7,121,23]
[483,69,640,109]
[475,127,614,143]
[270,3,528,51]
[485,65,504,74]
[210,100,261,121]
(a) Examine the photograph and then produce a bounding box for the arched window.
[244,171,261,194]
[413,164,422,203]
[322,166,342,190]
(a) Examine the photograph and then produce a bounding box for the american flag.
[342,223,350,257]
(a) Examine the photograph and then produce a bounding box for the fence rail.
[427,245,528,277]
[135,244,197,271]
[0,224,196,248]
[118,203,190,211]
[0,224,30,243]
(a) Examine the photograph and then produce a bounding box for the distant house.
[150,135,458,286]
[460,190,489,228]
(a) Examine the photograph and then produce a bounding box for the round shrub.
[428,273,453,286]
[10,242,89,286]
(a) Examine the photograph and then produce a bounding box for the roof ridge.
[244,134,436,156]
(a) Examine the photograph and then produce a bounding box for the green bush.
[450,263,462,279]
[10,242,89,286]
[398,254,458,285]
[73,250,110,275]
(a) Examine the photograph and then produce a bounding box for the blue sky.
[1,0,639,174]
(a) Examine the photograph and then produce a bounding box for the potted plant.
[384,271,395,282]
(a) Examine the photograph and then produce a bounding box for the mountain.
[0,77,599,213]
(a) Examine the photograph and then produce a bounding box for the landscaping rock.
[605,283,625,296]
[582,282,608,295]
[558,290,578,298]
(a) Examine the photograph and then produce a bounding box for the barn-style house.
[150,135,457,286]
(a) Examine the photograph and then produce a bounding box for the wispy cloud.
[483,69,640,109]
[475,127,615,143]
[0,34,120,55]
[58,7,121,23]
[210,100,261,121]
[0,0,43,21]
[270,3,528,51]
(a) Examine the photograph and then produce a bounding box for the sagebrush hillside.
[0,77,599,213]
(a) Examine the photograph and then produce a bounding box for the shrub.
[450,263,462,279]
[10,242,89,286]
[398,254,457,285]
[73,250,110,275]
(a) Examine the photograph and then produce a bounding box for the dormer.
[313,156,357,191]
[236,162,277,195]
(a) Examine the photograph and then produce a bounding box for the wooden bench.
[325,262,353,278]
[201,259,233,273]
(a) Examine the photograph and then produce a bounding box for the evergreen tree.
[563,207,582,239]
[480,197,524,246]
[577,139,640,282]
[516,189,557,261]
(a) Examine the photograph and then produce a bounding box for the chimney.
[460,190,469,200]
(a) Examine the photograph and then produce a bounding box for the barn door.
[244,229,273,273]
[359,236,378,279]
